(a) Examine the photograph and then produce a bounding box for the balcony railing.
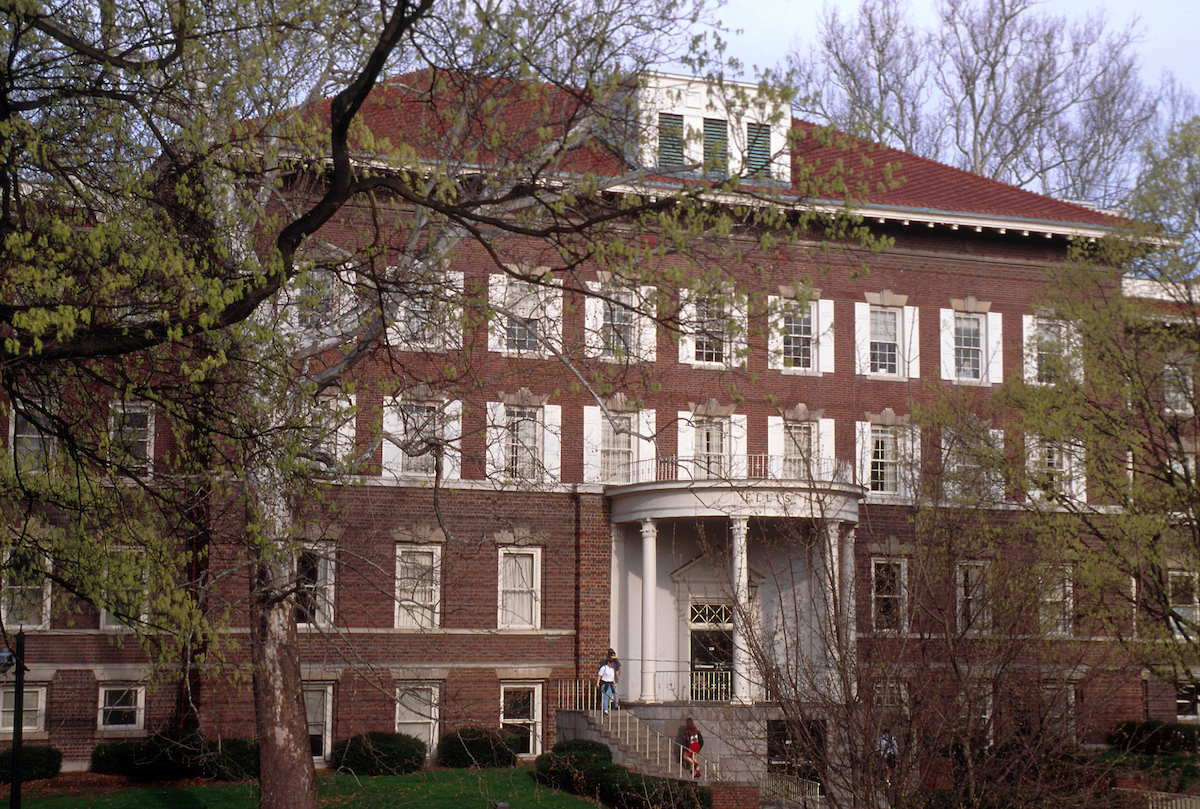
[611,455,855,486]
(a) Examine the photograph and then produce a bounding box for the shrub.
[437,727,517,768]
[603,770,711,809]
[204,737,259,781]
[332,731,426,776]
[534,738,613,790]
[0,745,63,782]
[90,740,140,776]
[131,728,206,781]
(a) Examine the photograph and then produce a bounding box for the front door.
[689,602,733,701]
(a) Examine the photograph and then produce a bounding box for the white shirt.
[598,663,616,683]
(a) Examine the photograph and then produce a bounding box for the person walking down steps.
[597,656,618,715]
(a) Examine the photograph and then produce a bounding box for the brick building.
[0,71,1168,789]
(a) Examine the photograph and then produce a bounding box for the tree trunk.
[250,574,317,809]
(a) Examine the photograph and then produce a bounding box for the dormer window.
[746,123,771,178]
[658,113,684,167]
[703,118,728,178]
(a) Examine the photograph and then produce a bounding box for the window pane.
[783,307,813,369]
[954,315,982,380]
[870,309,899,374]
[304,687,328,757]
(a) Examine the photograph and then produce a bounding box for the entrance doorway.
[689,602,733,701]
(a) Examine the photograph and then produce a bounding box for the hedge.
[332,731,426,776]
[438,727,518,768]
[0,746,63,782]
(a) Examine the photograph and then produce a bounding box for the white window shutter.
[543,404,562,481]
[730,413,748,477]
[1022,315,1037,383]
[818,418,836,464]
[904,305,920,379]
[485,402,505,478]
[584,290,604,357]
[731,295,749,368]
[488,275,507,353]
[903,425,921,497]
[767,415,784,477]
[445,271,465,349]
[678,295,696,364]
[545,283,563,352]
[582,406,602,482]
[636,409,657,472]
[940,308,956,381]
[854,302,869,375]
[766,296,783,371]
[638,286,658,362]
[986,311,1004,384]
[817,299,835,373]
[855,421,871,488]
[677,411,695,479]
[444,400,462,480]
[1070,444,1087,503]
[381,401,401,476]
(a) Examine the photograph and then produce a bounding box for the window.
[395,545,440,628]
[658,113,684,167]
[11,401,55,473]
[942,427,1004,502]
[679,290,747,368]
[1,687,45,733]
[856,420,918,497]
[958,562,991,634]
[783,422,814,478]
[601,414,634,483]
[485,399,561,484]
[1023,316,1080,385]
[855,298,919,378]
[500,682,542,756]
[304,684,333,759]
[582,406,655,484]
[314,391,356,466]
[940,308,1003,384]
[768,413,833,479]
[1040,565,1073,636]
[955,683,993,748]
[98,685,145,731]
[872,558,906,632]
[1178,683,1200,721]
[396,683,439,751]
[488,274,562,356]
[1165,360,1194,414]
[703,118,728,177]
[109,402,154,476]
[583,282,656,363]
[100,549,147,630]
[1028,437,1085,503]
[499,547,541,629]
[1170,570,1199,638]
[745,122,771,178]
[296,547,334,627]
[693,416,728,480]
[389,270,463,351]
[382,398,461,480]
[2,550,49,630]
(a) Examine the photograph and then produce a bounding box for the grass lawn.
[7,767,598,809]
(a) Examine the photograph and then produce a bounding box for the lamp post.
[2,631,26,809]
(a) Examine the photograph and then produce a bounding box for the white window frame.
[395,545,441,629]
[108,401,155,477]
[856,422,919,498]
[584,282,657,363]
[955,682,994,746]
[388,268,464,352]
[314,391,356,467]
[957,561,991,635]
[940,309,1003,384]
[1039,564,1074,637]
[1170,570,1199,638]
[855,302,920,379]
[582,407,656,484]
[1023,316,1081,385]
[485,401,561,484]
[767,416,834,479]
[768,297,835,375]
[678,290,748,369]
[396,682,440,753]
[303,683,334,760]
[2,549,50,631]
[10,400,56,473]
[488,273,562,357]
[1178,682,1200,721]
[677,411,748,481]
[500,681,543,757]
[100,547,148,631]
[498,547,542,630]
[1,686,46,733]
[1165,360,1194,414]
[942,427,1005,502]
[97,684,145,732]
[296,545,335,628]
[871,557,907,633]
[382,398,462,480]
[1027,436,1086,504]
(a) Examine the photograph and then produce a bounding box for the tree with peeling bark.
[0,0,857,807]
[788,0,1171,208]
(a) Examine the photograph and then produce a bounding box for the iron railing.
[614,455,855,486]
[764,771,824,806]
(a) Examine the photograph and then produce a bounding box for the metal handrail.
[765,771,824,806]
[556,680,720,781]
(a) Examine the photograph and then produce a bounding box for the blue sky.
[715,0,1197,96]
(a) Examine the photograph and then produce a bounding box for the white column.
[731,516,751,703]
[839,523,857,660]
[640,519,658,703]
